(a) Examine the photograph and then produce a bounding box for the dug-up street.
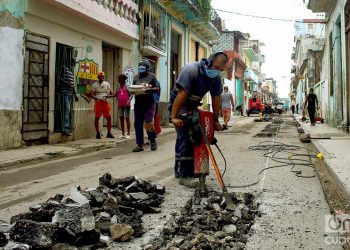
[0,115,347,249]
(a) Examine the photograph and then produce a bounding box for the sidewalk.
[0,126,175,169]
[0,115,245,169]
[295,114,350,199]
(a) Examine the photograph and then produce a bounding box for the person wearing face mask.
[132,59,159,152]
[168,52,228,188]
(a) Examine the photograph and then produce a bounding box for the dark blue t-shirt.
[172,59,222,113]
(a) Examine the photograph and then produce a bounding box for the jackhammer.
[183,109,235,210]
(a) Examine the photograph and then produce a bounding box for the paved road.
[0,116,341,249]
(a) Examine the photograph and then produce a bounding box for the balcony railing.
[141,0,167,56]
[93,0,138,23]
[53,0,139,39]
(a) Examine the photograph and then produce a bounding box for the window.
[308,23,313,30]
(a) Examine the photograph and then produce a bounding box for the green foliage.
[197,0,212,23]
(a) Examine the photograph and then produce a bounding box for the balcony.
[161,0,219,41]
[243,48,258,62]
[141,0,167,57]
[244,68,258,84]
[51,0,139,40]
[308,0,335,13]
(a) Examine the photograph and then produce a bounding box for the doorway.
[22,32,50,143]
[102,43,120,127]
[54,43,74,133]
[170,30,181,92]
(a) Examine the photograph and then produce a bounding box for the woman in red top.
[116,74,132,138]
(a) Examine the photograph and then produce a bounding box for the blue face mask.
[138,65,147,74]
[205,67,220,78]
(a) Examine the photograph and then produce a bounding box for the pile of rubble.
[146,191,259,250]
[0,173,165,249]
[253,115,272,123]
[255,117,284,137]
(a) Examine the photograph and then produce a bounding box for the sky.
[211,0,317,98]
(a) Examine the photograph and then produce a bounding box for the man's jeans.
[63,94,72,133]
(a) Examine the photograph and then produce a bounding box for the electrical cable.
[214,143,227,177]
[214,117,319,189]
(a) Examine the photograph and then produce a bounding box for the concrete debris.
[52,204,95,234]
[3,242,30,250]
[255,118,284,137]
[149,191,258,249]
[52,243,78,250]
[100,235,110,244]
[3,173,165,249]
[299,133,311,143]
[0,231,7,247]
[254,115,272,122]
[0,220,11,233]
[110,223,134,242]
[62,186,90,206]
[223,224,237,233]
[9,220,58,249]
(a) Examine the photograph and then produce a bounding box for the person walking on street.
[296,103,299,114]
[91,71,114,139]
[116,74,132,139]
[303,88,319,126]
[169,52,228,188]
[132,59,159,152]
[58,66,79,136]
[291,104,295,114]
[221,86,234,130]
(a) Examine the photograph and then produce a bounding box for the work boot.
[96,131,101,139]
[151,142,157,151]
[179,178,199,188]
[132,145,144,152]
[106,132,115,138]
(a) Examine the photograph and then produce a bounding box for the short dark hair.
[208,52,228,67]
[118,74,127,84]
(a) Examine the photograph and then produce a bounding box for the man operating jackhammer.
[168,52,228,188]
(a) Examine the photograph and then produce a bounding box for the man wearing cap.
[168,52,228,188]
[91,71,114,139]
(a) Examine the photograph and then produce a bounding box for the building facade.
[140,0,220,123]
[306,0,350,131]
[0,0,220,149]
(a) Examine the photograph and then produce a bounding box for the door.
[22,32,49,143]
[54,43,74,133]
[102,44,120,127]
[321,80,328,119]
[170,51,179,91]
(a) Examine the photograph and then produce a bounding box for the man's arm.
[316,96,319,110]
[107,83,113,96]
[171,87,187,128]
[212,95,222,131]
[72,87,79,102]
[91,84,97,100]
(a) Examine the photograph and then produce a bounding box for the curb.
[297,121,350,200]
[0,128,176,169]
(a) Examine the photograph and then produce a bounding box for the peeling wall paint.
[0,26,24,110]
[0,0,25,18]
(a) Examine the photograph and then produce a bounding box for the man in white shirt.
[91,71,114,139]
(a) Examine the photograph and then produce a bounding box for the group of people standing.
[89,59,160,152]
